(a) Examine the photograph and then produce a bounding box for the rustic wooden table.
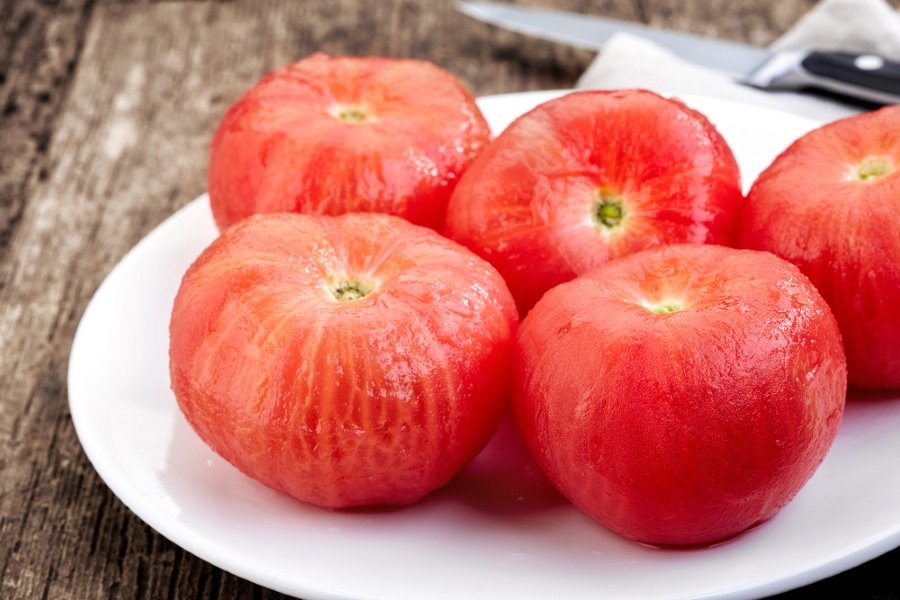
[2,0,898,598]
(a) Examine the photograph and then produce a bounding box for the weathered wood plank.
[0,3,98,600]
[0,0,94,266]
[0,4,262,596]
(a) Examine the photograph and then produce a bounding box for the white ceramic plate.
[69,91,900,600]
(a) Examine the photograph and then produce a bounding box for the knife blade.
[459,1,900,106]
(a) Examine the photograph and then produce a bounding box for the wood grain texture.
[0,1,898,599]
[0,0,94,264]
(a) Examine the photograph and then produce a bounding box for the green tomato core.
[592,191,626,230]
[856,157,894,181]
[330,279,373,301]
[333,105,373,124]
[646,300,684,314]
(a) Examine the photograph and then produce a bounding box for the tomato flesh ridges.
[737,105,900,389]
[170,213,518,508]
[209,53,491,231]
[444,89,742,315]
[514,244,846,546]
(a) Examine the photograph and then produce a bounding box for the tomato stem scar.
[329,279,373,301]
[592,191,626,230]
[853,156,893,182]
[641,299,685,314]
[331,104,374,124]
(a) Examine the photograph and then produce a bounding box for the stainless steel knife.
[459,1,900,105]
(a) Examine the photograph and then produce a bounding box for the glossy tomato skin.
[169,213,517,508]
[737,106,900,389]
[208,53,490,231]
[444,89,742,314]
[514,244,846,546]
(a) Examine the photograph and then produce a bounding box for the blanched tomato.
[514,244,846,545]
[738,105,900,390]
[170,213,517,508]
[209,53,490,231]
[444,89,742,315]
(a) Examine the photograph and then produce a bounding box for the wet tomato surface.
[444,89,742,314]
[738,105,900,390]
[169,213,517,508]
[208,53,490,231]
[513,244,846,546]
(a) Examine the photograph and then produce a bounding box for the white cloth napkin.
[576,0,900,122]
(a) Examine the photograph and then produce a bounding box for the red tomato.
[444,89,743,314]
[737,105,900,390]
[208,53,490,231]
[513,244,846,546]
[169,213,517,508]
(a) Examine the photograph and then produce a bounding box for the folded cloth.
[576,0,900,122]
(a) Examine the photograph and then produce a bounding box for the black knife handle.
[802,52,900,95]
[800,51,900,105]
[746,49,900,106]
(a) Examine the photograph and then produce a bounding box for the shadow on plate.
[441,412,567,516]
